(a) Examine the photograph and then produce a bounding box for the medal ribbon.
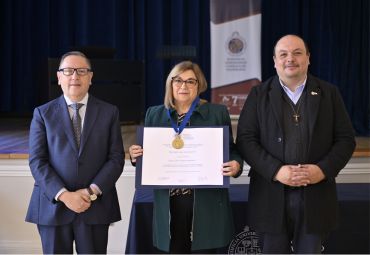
[166,97,200,135]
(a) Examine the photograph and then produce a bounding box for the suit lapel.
[269,77,284,131]
[57,96,79,153]
[305,75,321,147]
[79,96,99,154]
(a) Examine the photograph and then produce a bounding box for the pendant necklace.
[172,114,186,149]
[167,97,200,149]
[288,98,303,125]
[172,134,184,149]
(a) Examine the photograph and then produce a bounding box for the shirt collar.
[64,93,89,106]
[279,77,307,104]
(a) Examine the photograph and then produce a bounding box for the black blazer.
[236,74,355,234]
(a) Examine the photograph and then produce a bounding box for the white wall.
[0,158,369,253]
[0,159,136,254]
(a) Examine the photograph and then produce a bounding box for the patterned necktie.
[70,103,84,148]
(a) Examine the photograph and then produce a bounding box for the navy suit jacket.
[26,95,124,226]
[236,74,356,234]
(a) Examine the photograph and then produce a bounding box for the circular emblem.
[226,32,246,56]
[172,135,184,149]
[228,226,261,254]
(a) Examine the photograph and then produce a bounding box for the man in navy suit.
[26,51,125,253]
[236,35,355,253]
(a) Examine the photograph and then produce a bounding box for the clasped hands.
[275,164,325,187]
[129,145,241,177]
[58,188,92,213]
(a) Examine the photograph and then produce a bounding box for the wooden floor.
[354,137,370,157]
[0,118,369,159]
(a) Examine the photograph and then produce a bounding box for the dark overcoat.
[236,74,356,234]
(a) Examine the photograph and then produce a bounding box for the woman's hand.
[221,160,241,177]
[129,145,143,163]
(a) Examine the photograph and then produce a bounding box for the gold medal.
[172,135,184,149]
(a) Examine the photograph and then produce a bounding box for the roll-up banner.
[210,0,261,117]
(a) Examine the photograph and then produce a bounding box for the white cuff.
[55,187,68,201]
[90,183,102,195]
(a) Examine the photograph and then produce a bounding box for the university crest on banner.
[210,0,262,117]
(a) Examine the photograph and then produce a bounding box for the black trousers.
[259,188,323,254]
[169,193,194,254]
[169,194,220,254]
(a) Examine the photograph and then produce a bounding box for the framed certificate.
[135,126,229,188]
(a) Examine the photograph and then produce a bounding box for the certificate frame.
[135,126,230,189]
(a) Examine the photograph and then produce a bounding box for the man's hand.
[275,164,325,186]
[59,191,91,213]
[275,165,310,186]
[299,164,326,184]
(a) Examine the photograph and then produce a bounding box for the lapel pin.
[311,91,318,95]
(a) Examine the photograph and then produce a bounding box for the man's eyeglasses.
[58,68,91,76]
[171,77,198,87]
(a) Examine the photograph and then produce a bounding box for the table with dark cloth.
[125,184,370,254]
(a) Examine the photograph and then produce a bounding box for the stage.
[0,117,137,159]
[0,118,369,159]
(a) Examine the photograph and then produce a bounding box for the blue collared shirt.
[279,78,307,104]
